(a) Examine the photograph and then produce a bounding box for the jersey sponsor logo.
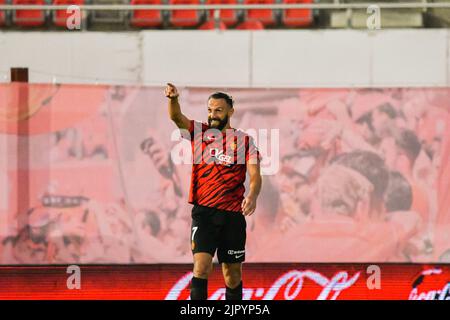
[210,148,233,166]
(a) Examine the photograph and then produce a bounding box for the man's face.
[29,225,48,244]
[372,109,393,138]
[207,98,233,131]
[318,165,373,218]
[356,121,375,144]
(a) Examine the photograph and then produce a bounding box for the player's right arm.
[165,83,191,130]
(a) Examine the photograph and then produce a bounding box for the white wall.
[252,30,372,87]
[370,30,448,87]
[0,29,449,87]
[141,31,251,87]
[0,32,140,84]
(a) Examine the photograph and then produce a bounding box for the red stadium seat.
[130,0,164,27]
[169,0,203,27]
[244,0,276,26]
[281,0,313,27]
[0,0,6,26]
[235,20,264,30]
[205,0,239,27]
[199,19,226,29]
[12,0,46,27]
[53,0,85,28]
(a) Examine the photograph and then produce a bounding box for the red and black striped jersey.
[186,120,260,212]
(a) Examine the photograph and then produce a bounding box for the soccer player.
[165,83,262,300]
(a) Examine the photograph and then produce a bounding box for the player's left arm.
[242,161,262,216]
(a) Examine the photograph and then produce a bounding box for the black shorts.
[191,204,247,264]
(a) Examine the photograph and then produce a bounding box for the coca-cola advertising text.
[1,264,449,300]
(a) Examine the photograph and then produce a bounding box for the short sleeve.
[182,120,201,141]
[246,135,261,164]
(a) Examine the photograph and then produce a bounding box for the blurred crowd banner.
[0,264,449,300]
[0,84,449,264]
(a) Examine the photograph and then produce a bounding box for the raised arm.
[165,83,191,130]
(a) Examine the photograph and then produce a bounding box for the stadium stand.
[199,19,227,29]
[236,19,264,29]
[244,0,277,27]
[321,0,425,28]
[204,0,240,27]
[281,0,313,27]
[12,0,46,27]
[427,0,450,27]
[90,0,128,29]
[52,0,86,27]
[169,0,204,27]
[0,0,6,26]
[1,0,450,30]
[129,0,164,27]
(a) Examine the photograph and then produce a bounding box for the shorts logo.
[228,250,245,259]
[228,250,245,255]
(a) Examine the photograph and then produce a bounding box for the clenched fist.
[165,83,179,99]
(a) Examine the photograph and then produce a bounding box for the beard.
[208,115,229,131]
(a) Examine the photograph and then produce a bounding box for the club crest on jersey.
[210,148,233,166]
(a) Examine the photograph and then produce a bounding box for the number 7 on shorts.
[191,226,198,241]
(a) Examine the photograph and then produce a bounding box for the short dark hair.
[385,171,412,212]
[395,129,421,164]
[377,103,398,119]
[208,92,234,109]
[331,150,389,201]
[356,112,375,132]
